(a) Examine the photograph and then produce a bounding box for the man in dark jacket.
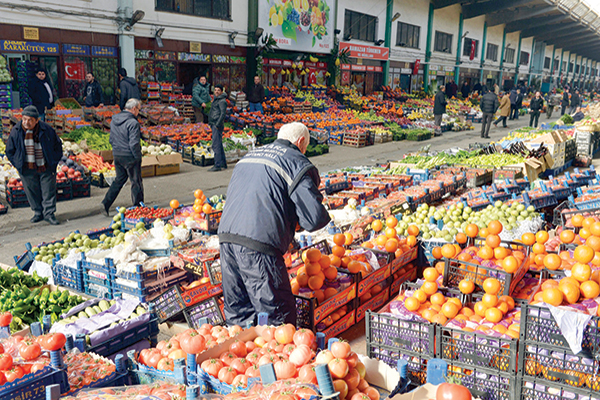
[29,68,54,121]
[218,122,331,326]
[6,106,62,225]
[529,91,544,128]
[509,89,517,120]
[514,89,523,120]
[192,76,211,123]
[480,89,499,138]
[83,72,103,108]
[570,90,581,113]
[572,107,585,122]
[561,88,570,116]
[461,82,470,99]
[473,82,482,94]
[101,98,144,215]
[208,85,228,171]
[433,86,447,135]
[248,75,265,113]
[118,68,140,111]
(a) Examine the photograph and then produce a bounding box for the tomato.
[328,358,349,379]
[295,385,318,400]
[258,354,277,366]
[344,368,360,391]
[201,359,223,378]
[0,354,13,371]
[245,341,257,353]
[19,340,42,361]
[364,387,381,400]
[31,362,46,373]
[146,350,163,369]
[0,312,12,328]
[274,359,297,380]
[246,352,260,365]
[232,374,249,388]
[161,340,181,357]
[168,349,187,360]
[270,391,300,400]
[355,361,366,379]
[289,344,312,367]
[138,349,151,365]
[274,324,296,345]
[315,350,334,365]
[229,325,243,336]
[436,383,472,400]
[40,333,66,351]
[179,331,206,355]
[230,340,248,358]
[293,329,316,347]
[156,340,167,351]
[298,364,317,384]
[261,327,276,342]
[357,378,369,392]
[0,372,6,385]
[331,341,351,359]
[231,358,250,374]
[245,364,261,378]
[333,379,349,400]
[157,358,175,371]
[20,363,32,375]
[220,351,238,366]
[217,366,237,385]
[346,352,359,369]
[0,343,4,354]
[5,366,24,382]
[282,344,296,357]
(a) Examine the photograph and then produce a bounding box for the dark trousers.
[529,111,540,128]
[561,104,568,116]
[102,155,144,210]
[220,242,297,327]
[481,113,493,137]
[193,106,208,123]
[19,168,56,218]
[509,104,518,120]
[494,115,508,127]
[211,124,227,169]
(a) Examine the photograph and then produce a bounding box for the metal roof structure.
[433,0,600,61]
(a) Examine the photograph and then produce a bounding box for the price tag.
[183,297,225,328]
[151,286,186,323]
[390,202,412,216]
[183,262,205,277]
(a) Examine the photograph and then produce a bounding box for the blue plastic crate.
[86,226,113,241]
[53,261,84,292]
[1,365,69,400]
[14,242,35,270]
[84,281,114,299]
[114,270,189,296]
[82,317,159,357]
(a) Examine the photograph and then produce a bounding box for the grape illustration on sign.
[260,0,333,53]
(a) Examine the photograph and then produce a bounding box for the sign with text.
[190,41,202,53]
[151,286,186,322]
[91,46,117,57]
[0,40,58,54]
[63,44,89,56]
[258,0,334,54]
[23,27,39,40]
[340,42,389,61]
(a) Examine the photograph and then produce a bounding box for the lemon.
[293,0,300,10]
[278,12,284,26]
[269,6,276,18]
[271,12,279,26]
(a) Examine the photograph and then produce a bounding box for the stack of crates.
[0,84,11,111]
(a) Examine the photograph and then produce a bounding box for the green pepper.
[8,267,17,275]
[21,286,30,297]
[48,305,62,313]
[58,291,69,305]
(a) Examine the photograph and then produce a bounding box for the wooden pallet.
[343,137,366,148]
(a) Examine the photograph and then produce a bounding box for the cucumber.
[85,307,97,317]
[135,306,146,315]
[78,311,88,319]
[98,300,110,311]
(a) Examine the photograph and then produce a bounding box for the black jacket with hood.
[110,111,142,160]
[29,77,54,115]
[209,93,228,128]
[84,80,103,107]
[119,77,140,110]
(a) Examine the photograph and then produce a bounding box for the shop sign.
[401,68,411,74]
[257,0,334,54]
[341,64,351,70]
[135,50,154,59]
[178,52,211,62]
[63,44,89,56]
[444,66,453,72]
[374,66,382,72]
[305,61,317,68]
[91,46,117,57]
[366,66,375,72]
[23,27,39,40]
[230,56,246,64]
[340,42,389,61]
[487,74,493,79]
[155,51,176,61]
[351,65,367,72]
[317,62,326,68]
[429,65,439,71]
[0,40,58,54]
[213,55,230,63]
[341,70,351,85]
[190,42,202,53]
[265,59,283,66]
[282,60,293,67]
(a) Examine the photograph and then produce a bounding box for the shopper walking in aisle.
[29,68,54,122]
[248,75,265,113]
[83,72,104,108]
[218,122,331,326]
[6,106,62,225]
[192,75,211,123]
[101,99,144,215]
[561,88,570,116]
[461,81,470,99]
[208,85,228,172]
[494,92,511,128]
[509,88,518,120]
[433,85,447,136]
[480,89,499,139]
[529,91,544,128]
[570,89,581,113]
[118,68,140,111]
[514,89,523,120]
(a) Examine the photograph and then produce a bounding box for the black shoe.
[45,215,60,225]
[208,166,222,172]
[101,204,110,217]
[30,215,43,223]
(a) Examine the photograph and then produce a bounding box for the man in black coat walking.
[479,89,499,139]
[561,88,570,116]
[28,68,54,122]
[570,90,581,113]
[529,91,544,128]
[118,68,140,111]
[433,86,447,136]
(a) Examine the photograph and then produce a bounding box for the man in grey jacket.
[208,85,228,171]
[101,98,144,215]
[192,76,211,123]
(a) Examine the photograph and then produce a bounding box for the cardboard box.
[524,159,543,181]
[141,156,158,177]
[90,149,114,163]
[155,153,183,176]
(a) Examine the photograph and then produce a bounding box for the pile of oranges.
[361,216,419,256]
[290,247,340,301]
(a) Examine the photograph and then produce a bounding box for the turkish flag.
[469,40,476,61]
[413,59,421,75]
[65,62,85,80]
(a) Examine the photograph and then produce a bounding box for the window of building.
[462,38,478,57]
[156,0,230,20]
[553,59,559,71]
[486,43,498,61]
[434,31,452,54]
[520,51,529,66]
[575,64,580,74]
[569,62,574,73]
[544,57,551,69]
[396,22,420,48]
[504,48,515,64]
[344,9,378,42]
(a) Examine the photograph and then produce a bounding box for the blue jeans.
[249,102,263,113]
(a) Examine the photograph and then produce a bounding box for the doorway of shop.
[179,63,211,95]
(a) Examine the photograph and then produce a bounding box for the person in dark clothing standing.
[561,88,570,116]
[6,106,62,225]
[101,99,144,215]
[461,82,470,99]
[192,76,211,123]
[513,89,523,120]
[218,122,331,326]
[118,68,140,111]
[28,68,54,122]
[509,88,517,120]
[479,90,499,138]
[248,75,265,113]
[570,90,581,113]
[433,86,447,135]
[83,72,103,107]
[473,82,482,94]
[208,85,228,172]
[529,91,544,128]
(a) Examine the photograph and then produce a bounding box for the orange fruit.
[477,246,494,260]
[494,247,509,260]
[536,231,549,244]
[372,220,383,232]
[385,227,397,239]
[413,289,427,303]
[560,230,576,244]
[584,217,596,230]
[580,228,592,240]
[572,262,592,283]
[541,280,559,290]
[497,301,509,314]
[559,277,580,288]
[459,279,475,294]
[375,235,388,247]
[479,228,489,238]
[432,247,443,260]
[421,281,438,296]
[521,232,536,246]
[502,256,519,273]
[202,203,213,214]
[587,236,600,252]
[441,302,459,319]
[194,189,204,199]
[329,254,342,267]
[447,297,462,308]
[534,253,546,267]
[474,301,488,317]
[386,216,398,228]
[485,307,503,323]
[542,288,564,306]
[291,279,300,295]
[441,244,457,259]
[421,309,436,322]
[486,235,501,249]
[431,313,447,325]
[482,293,499,308]
[459,307,474,317]
[559,282,580,304]
[385,239,399,253]
[487,221,503,235]
[347,261,362,274]
[593,252,600,266]
[532,243,547,255]
[407,225,420,236]
[314,289,325,303]
[344,233,354,246]
[333,233,346,247]
[305,248,322,262]
[543,254,562,271]
[405,297,420,311]
[483,278,501,295]
[423,267,440,282]
[406,235,417,248]
[580,280,600,299]
[305,262,321,276]
[324,287,338,299]
[323,267,338,280]
[332,245,346,258]
[456,233,467,245]
[499,295,515,311]
[430,292,445,306]
[493,324,507,334]
[591,223,600,237]
[319,256,331,269]
[170,199,180,209]
[571,214,584,228]
[308,275,324,290]
[465,224,479,238]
